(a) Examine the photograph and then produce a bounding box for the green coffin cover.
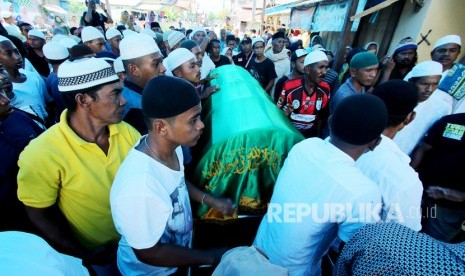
[193,65,304,219]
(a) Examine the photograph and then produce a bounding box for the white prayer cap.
[28,29,45,40]
[119,33,160,60]
[51,34,66,42]
[43,41,69,60]
[69,35,81,43]
[434,35,461,49]
[140,29,157,39]
[163,30,174,42]
[168,31,186,49]
[58,57,118,93]
[113,57,124,73]
[0,35,11,43]
[1,11,12,18]
[81,26,104,43]
[409,61,443,79]
[105,28,121,40]
[166,48,196,71]
[252,37,265,47]
[122,29,137,37]
[304,50,328,67]
[189,26,206,39]
[58,37,78,49]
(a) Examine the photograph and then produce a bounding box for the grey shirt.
[330,77,365,113]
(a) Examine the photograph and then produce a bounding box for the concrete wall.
[389,0,465,62]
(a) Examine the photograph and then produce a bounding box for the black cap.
[241,37,252,44]
[142,76,200,119]
[372,80,418,122]
[272,31,285,40]
[331,94,388,145]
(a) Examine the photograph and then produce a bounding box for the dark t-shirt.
[211,55,231,68]
[26,46,50,77]
[418,113,465,208]
[274,75,289,103]
[246,58,277,90]
[81,11,108,30]
[233,51,254,68]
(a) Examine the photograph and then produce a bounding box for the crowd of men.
[0,1,464,274]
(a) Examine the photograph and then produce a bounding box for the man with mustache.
[277,50,330,138]
[330,51,379,113]
[17,57,140,275]
[378,38,418,84]
[394,61,449,155]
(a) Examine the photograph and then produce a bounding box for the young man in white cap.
[189,27,217,79]
[111,76,235,276]
[379,37,417,84]
[0,36,52,126]
[105,28,122,57]
[82,26,106,55]
[119,33,166,133]
[17,57,140,275]
[167,30,186,52]
[265,31,290,100]
[26,29,49,77]
[430,34,465,114]
[254,94,386,276]
[356,80,423,231]
[180,40,217,84]
[274,49,307,103]
[393,61,450,155]
[331,51,379,113]
[43,41,70,121]
[247,37,277,93]
[277,49,329,138]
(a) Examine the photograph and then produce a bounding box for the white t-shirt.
[394,92,451,155]
[111,138,193,276]
[0,231,89,275]
[356,135,423,231]
[10,69,51,120]
[254,138,381,276]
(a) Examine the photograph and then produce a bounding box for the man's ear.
[349,68,357,78]
[154,119,168,136]
[127,63,139,77]
[172,68,182,78]
[75,93,90,108]
[404,111,416,127]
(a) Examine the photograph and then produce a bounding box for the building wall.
[389,0,465,62]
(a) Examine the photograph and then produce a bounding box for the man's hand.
[283,103,294,116]
[99,2,106,10]
[210,197,236,216]
[426,186,465,202]
[201,85,219,99]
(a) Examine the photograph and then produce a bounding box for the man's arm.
[199,31,217,54]
[84,8,93,24]
[410,142,433,169]
[264,79,275,94]
[99,2,113,24]
[25,205,88,258]
[134,242,226,267]
[186,181,235,216]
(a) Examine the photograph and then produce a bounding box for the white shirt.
[10,69,51,120]
[254,138,381,276]
[200,55,216,80]
[111,140,192,276]
[356,135,423,231]
[394,92,451,155]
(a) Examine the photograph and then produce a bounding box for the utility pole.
[333,0,359,72]
[260,0,266,35]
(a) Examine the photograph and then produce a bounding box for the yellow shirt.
[18,110,140,249]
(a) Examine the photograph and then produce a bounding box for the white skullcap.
[113,57,124,73]
[68,35,81,43]
[119,33,160,60]
[189,26,206,39]
[1,11,12,18]
[140,29,157,39]
[163,30,174,42]
[58,57,118,93]
[43,41,69,60]
[51,34,66,42]
[58,37,78,49]
[168,31,186,49]
[28,29,45,40]
[304,50,328,67]
[434,35,461,49]
[105,28,121,40]
[0,35,11,43]
[252,37,265,47]
[81,26,104,43]
[409,61,443,79]
[166,48,196,72]
[122,29,137,37]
